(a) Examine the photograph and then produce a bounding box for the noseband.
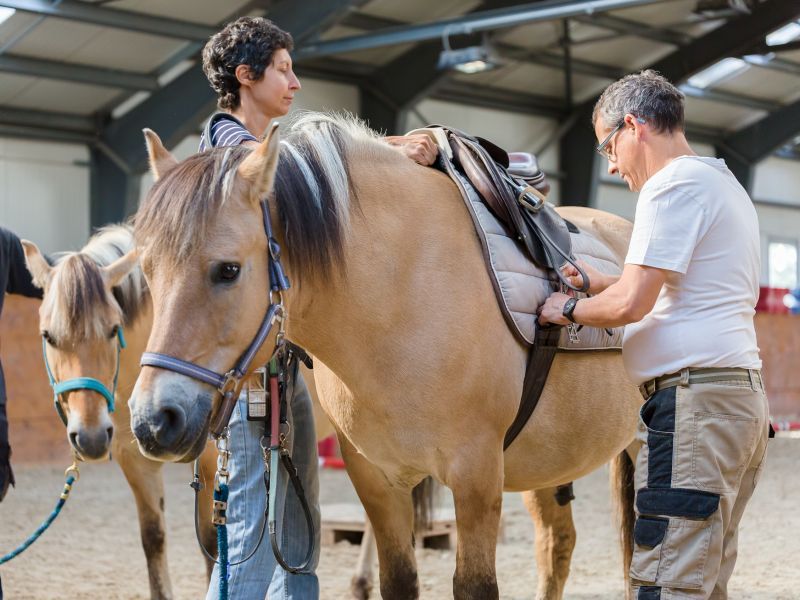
[43,326,126,427]
[139,200,291,439]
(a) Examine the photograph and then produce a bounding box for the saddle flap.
[450,135,515,228]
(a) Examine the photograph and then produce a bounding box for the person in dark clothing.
[0,226,43,503]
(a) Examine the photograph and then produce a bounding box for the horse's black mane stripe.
[273,126,354,282]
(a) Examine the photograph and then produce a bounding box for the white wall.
[0,137,90,254]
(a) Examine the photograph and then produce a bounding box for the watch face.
[563,298,577,321]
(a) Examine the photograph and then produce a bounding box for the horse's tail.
[610,448,635,599]
[412,476,437,532]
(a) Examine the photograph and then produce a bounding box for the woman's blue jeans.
[206,370,320,600]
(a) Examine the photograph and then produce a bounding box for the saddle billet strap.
[503,324,563,450]
[518,206,590,294]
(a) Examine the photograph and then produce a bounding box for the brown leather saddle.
[417,126,588,293]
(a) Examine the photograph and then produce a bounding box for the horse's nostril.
[152,404,187,448]
[69,431,78,449]
[106,427,114,442]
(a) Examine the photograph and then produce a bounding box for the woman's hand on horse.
[385,134,439,166]
[538,292,572,326]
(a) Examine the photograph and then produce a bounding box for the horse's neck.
[284,159,483,388]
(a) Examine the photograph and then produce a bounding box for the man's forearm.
[572,280,642,328]
[592,271,620,294]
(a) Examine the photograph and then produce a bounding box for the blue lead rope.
[215,483,230,600]
[0,466,79,565]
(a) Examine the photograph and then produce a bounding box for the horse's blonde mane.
[46,224,148,343]
[136,111,398,282]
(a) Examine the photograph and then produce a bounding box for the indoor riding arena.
[1,1,800,599]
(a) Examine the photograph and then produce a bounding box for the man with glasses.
[539,70,769,599]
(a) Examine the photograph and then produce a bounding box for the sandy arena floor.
[0,439,797,599]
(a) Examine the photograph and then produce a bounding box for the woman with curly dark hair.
[198,16,437,600]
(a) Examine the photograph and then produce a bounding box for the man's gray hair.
[593,70,685,133]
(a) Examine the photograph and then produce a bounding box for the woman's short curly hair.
[202,17,294,111]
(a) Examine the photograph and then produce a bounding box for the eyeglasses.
[595,121,624,160]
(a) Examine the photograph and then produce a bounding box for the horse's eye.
[215,263,241,283]
[110,325,119,339]
[42,330,56,347]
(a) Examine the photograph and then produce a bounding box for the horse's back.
[555,206,632,264]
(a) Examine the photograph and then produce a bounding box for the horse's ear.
[143,128,178,181]
[20,240,51,290]
[101,249,139,288]
[237,123,280,202]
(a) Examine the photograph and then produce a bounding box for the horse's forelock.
[135,147,250,267]
[46,225,148,342]
[47,254,116,343]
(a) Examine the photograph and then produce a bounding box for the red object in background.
[756,287,790,314]
[772,420,800,431]
[317,434,345,469]
[317,435,338,457]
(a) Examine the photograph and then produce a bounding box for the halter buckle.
[219,370,239,396]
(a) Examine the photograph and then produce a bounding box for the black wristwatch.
[562,297,579,323]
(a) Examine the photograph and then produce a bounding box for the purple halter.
[140,199,290,438]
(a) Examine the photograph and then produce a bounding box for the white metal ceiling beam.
[296,0,671,60]
[0,0,217,41]
[0,53,159,90]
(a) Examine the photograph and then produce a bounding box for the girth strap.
[503,325,562,450]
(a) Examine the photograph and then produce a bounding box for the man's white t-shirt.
[622,155,762,385]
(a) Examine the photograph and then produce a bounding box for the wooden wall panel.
[755,313,800,420]
[1,295,69,463]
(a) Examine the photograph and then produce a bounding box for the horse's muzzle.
[129,386,212,462]
[67,423,113,461]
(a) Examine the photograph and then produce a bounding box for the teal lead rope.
[214,482,230,600]
[0,463,80,564]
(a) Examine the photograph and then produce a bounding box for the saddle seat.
[508,152,550,198]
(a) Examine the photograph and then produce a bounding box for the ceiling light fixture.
[437,30,499,74]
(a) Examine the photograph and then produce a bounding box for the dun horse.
[23,225,391,599]
[22,227,217,600]
[129,114,641,599]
